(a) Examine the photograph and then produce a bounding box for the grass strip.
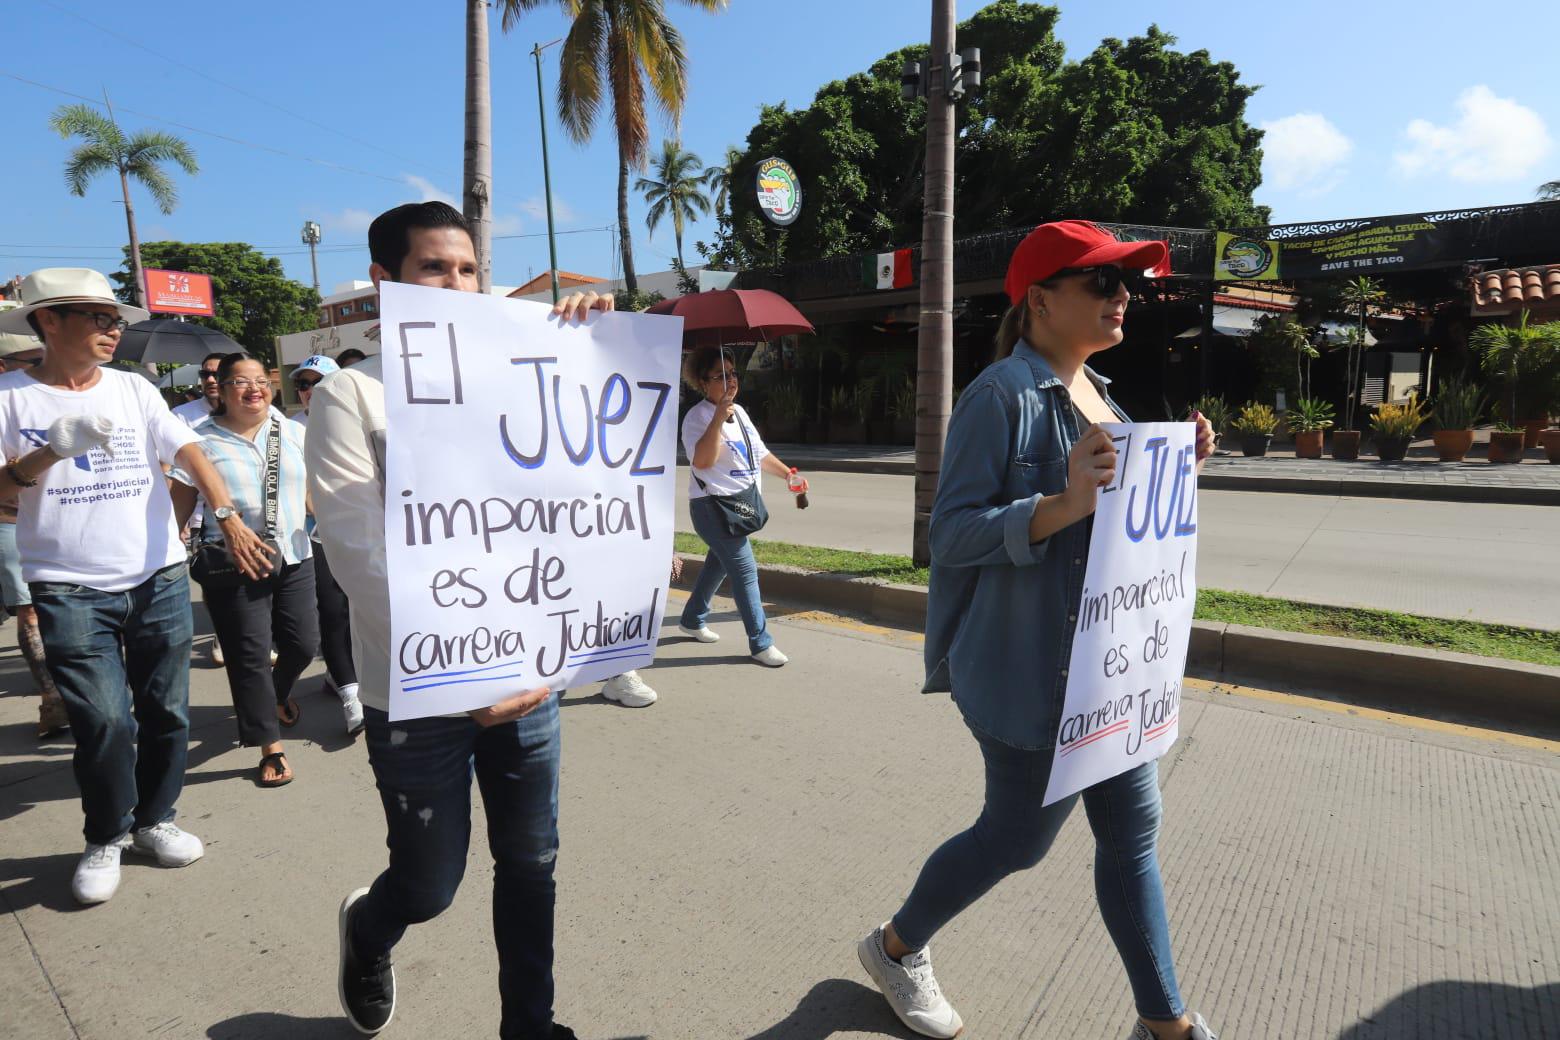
[673,532,1560,668]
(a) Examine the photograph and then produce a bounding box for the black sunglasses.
[293,379,320,391]
[1050,265,1138,298]
[60,307,131,333]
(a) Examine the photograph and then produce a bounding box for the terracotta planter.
[1330,430,1361,461]
[1374,435,1411,462]
[1542,429,1560,464]
[1522,419,1548,450]
[1432,429,1474,463]
[1293,430,1324,458]
[1487,431,1526,464]
[1239,433,1273,457]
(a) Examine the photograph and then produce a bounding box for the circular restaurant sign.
[755,157,803,226]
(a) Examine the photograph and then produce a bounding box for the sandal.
[257,751,293,787]
[276,697,301,728]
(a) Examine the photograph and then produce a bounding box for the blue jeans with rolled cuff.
[350,694,562,1040]
[29,563,194,846]
[681,494,773,655]
[891,728,1185,1021]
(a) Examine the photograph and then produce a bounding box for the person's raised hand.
[551,290,614,324]
[469,687,553,727]
[1065,424,1118,514]
[47,415,115,458]
[1192,410,1216,463]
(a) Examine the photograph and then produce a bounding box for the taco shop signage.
[755,157,803,227]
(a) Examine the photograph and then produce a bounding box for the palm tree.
[702,145,742,216]
[465,0,494,292]
[1337,276,1384,430]
[499,0,728,293]
[1470,310,1558,427]
[1271,318,1318,401]
[636,139,709,270]
[50,103,198,310]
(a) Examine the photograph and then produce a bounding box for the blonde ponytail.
[995,303,1028,359]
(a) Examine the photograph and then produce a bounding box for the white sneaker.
[1128,1012,1218,1040]
[210,641,225,667]
[601,670,658,707]
[72,838,129,905]
[857,924,963,1038]
[677,622,720,643]
[129,821,205,867]
[342,693,365,736]
[752,646,789,667]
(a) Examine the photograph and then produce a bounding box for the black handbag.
[191,418,282,589]
[694,413,769,537]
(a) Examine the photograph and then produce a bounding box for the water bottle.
[787,467,809,509]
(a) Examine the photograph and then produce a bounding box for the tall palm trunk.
[618,153,638,292]
[118,165,147,309]
[464,0,493,293]
[912,0,956,566]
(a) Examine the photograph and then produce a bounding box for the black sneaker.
[338,887,396,1034]
[551,1027,578,1040]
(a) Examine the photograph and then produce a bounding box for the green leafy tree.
[1470,311,1560,427]
[714,2,1269,266]
[636,139,710,270]
[50,103,199,310]
[702,145,742,216]
[109,242,319,368]
[499,0,727,293]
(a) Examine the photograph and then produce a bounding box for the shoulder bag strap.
[262,418,281,541]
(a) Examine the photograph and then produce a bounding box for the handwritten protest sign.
[379,281,682,720]
[1043,422,1199,806]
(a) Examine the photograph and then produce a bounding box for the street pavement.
[2,592,1557,1039]
[676,468,1560,631]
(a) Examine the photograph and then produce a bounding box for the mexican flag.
[863,249,913,290]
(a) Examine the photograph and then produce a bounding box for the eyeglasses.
[221,378,270,390]
[292,379,320,392]
[1050,265,1135,299]
[61,308,130,333]
[703,369,738,382]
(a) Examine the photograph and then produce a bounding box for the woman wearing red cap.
[856,222,1217,1040]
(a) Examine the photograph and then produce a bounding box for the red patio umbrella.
[647,288,814,348]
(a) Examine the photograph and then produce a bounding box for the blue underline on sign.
[404,658,527,682]
[568,651,649,668]
[569,643,650,663]
[403,669,528,693]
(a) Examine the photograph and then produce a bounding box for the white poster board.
[379,281,683,720]
[1043,422,1200,805]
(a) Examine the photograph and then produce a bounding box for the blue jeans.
[29,563,194,846]
[892,729,1184,1020]
[681,495,773,654]
[351,695,562,1040]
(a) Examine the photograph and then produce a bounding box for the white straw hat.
[0,268,150,335]
[0,330,44,358]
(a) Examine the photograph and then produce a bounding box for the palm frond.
[62,147,117,198]
[126,132,199,175]
[628,3,688,126]
[132,165,180,214]
[496,0,574,33]
[607,13,650,168]
[557,0,608,144]
[49,104,122,151]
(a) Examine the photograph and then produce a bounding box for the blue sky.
[3,0,1556,296]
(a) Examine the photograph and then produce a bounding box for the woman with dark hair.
[678,346,807,667]
[855,222,1218,1040]
[172,353,319,787]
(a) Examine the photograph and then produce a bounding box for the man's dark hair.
[202,351,226,366]
[336,348,367,367]
[368,202,470,280]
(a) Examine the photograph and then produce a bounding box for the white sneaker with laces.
[1128,1013,1218,1040]
[752,646,789,667]
[601,671,658,707]
[72,838,129,905]
[129,821,205,867]
[677,623,720,643]
[857,923,963,1038]
[342,693,366,736]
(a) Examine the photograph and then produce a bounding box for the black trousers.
[311,540,357,688]
[203,558,320,747]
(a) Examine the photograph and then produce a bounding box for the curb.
[676,553,1560,732]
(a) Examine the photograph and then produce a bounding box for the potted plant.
[1187,395,1231,449]
[1488,422,1527,464]
[1332,278,1384,460]
[1430,376,1482,463]
[888,376,916,444]
[827,385,868,443]
[1288,398,1335,458]
[1470,310,1560,450]
[1369,394,1427,462]
[762,380,803,444]
[1231,402,1278,457]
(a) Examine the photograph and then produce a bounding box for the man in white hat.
[0,268,273,905]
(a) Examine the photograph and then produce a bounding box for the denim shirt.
[923,340,1129,750]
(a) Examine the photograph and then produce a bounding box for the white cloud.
[1260,113,1353,194]
[492,212,525,236]
[1394,86,1553,182]
[321,208,376,235]
[519,194,578,225]
[402,174,457,205]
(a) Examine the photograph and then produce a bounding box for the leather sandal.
[257,751,293,787]
[276,697,301,728]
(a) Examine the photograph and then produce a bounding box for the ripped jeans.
[352,695,561,1040]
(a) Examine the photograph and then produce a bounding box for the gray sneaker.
[1128,1012,1218,1040]
[857,923,963,1038]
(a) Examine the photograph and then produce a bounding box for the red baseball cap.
[1004,221,1170,306]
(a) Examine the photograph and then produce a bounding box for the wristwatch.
[211,505,238,521]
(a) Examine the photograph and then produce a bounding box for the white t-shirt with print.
[0,368,200,592]
[681,401,770,499]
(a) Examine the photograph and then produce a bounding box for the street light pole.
[301,220,322,295]
[532,39,564,305]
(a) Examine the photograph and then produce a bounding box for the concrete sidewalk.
[2,597,1557,1039]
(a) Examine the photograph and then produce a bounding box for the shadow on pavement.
[0,851,91,914]
[206,1013,354,1039]
[1337,981,1559,1038]
[743,978,915,1039]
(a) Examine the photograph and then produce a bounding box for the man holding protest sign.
[855,222,1221,1040]
[307,202,614,1039]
